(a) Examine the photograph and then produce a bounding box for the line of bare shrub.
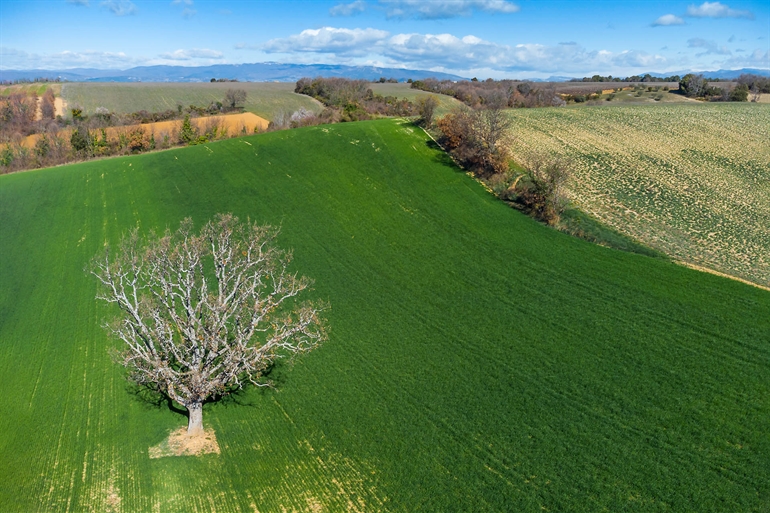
[1,89,255,173]
[291,77,418,128]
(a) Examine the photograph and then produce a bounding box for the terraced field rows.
[508,104,770,287]
[61,82,324,121]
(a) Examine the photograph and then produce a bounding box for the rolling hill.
[0,119,768,512]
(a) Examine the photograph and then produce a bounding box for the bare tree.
[91,214,327,436]
[750,85,761,102]
[514,154,570,225]
[224,89,248,111]
[416,95,439,127]
[436,104,513,177]
[474,100,513,173]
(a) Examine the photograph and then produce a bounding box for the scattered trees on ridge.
[411,78,565,109]
[294,77,417,122]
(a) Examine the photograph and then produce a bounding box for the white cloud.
[330,1,367,16]
[0,46,138,69]
[262,27,390,56]
[261,27,668,74]
[652,14,685,26]
[686,2,754,19]
[100,0,136,16]
[234,42,263,51]
[716,48,770,68]
[158,48,224,60]
[379,0,519,19]
[67,0,89,6]
[611,50,668,68]
[688,37,732,55]
[384,33,507,67]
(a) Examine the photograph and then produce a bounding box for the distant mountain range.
[0,63,466,83]
[0,63,767,83]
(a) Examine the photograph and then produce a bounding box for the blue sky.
[1,0,768,78]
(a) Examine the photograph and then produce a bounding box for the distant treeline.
[410,78,566,109]
[678,73,766,101]
[737,73,770,93]
[571,73,682,83]
[1,77,65,85]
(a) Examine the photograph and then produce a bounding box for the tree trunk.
[186,402,203,436]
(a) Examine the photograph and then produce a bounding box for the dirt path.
[32,95,67,121]
[55,97,66,117]
[677,261,770,292]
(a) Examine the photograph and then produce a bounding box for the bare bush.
[513,155,571,225]
[436,105,513,177]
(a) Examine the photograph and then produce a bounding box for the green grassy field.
[61,82,324,121]
[0,83,60,96]
[1,119,769,512]
[508,103,770,288]
[370,82,465,116]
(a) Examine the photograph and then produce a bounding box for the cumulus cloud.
[380,0,519,19]
[262,27,390,56]
[685,2,754,19]
[688,37,732,55]
[261,27,667,74]
[652,14,685,26]
[158,48,224,60]
[330,1,367,16]
[100,0,136,16]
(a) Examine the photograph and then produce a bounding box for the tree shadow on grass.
[123,360,285,421]
[425,139,460,170]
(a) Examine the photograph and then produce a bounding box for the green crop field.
[1,119,769,512]
[0,83,60,97]
[61,82,324,121]
[508,103,770,288]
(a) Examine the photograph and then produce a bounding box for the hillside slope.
[61,82,324,121]
[509,104,770,287]
[1,120,768,512]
